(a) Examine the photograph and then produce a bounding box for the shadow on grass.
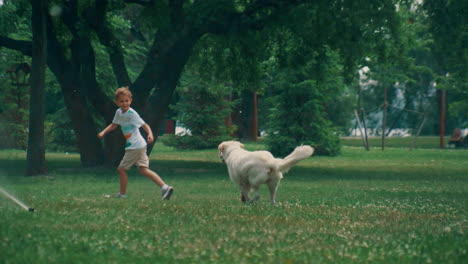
[291,166,466,182]
[0,158,226,179]
[1,156,465,183]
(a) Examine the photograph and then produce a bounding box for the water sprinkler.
[0,187,34,212]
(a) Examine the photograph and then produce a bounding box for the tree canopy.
[1,0,465,166]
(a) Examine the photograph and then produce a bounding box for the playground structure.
[353,104,428,151]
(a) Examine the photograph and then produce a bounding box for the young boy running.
[98,87,174,200]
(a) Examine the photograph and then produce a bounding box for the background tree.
[1,0,322,166]
[357,1,466,137]
[423,0,468,130]
[0,62,30,149]
[265,48,343,156]
[26,0,48,175]
[162,70,234,149]
[260,0,403,155]
[1,0,431,164]
[186,28,268,142]
[0,1,30,150]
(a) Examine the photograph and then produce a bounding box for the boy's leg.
[139,167,174,200]
[117,167,128,195]
[138,167,165,187]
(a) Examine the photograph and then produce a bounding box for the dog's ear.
[218,144,225,153]
[240,143,245,148]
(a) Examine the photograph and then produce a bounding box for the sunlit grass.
[341,136,455,149]
[1,143,467,263]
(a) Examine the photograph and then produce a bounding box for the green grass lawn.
[1,143,467,263]
[341,136,457,149]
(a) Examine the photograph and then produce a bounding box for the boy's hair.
[114,87,132,100]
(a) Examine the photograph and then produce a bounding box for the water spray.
[0,187,34,212]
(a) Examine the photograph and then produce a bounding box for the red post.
[251,92,258,142]
[382,87,388,151]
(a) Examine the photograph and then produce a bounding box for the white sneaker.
[161,186,174,200]
[114,193,126,198]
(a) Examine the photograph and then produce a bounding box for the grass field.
[1,142,467,263]
[341,136,458,149]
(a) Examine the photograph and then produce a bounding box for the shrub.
[265,77,341,156]
[45,108,78,152]
[0,121,27,149]
[162,71,235,150]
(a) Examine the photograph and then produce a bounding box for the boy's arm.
[141,123,154,144]
[97,123,118,138]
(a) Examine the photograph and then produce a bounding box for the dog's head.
[218,141,244,163]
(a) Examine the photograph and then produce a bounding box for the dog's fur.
[218,141,314,204]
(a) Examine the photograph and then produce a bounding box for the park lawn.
[0,144,467,263]
[341,136,454,149]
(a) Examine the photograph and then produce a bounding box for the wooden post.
[361,108,369,150]
[251,92,258,142]
[382,87,388,151]
[440,90,446,148]
[411,114,428,150]
[354,109,369,151]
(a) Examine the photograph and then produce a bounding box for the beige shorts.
[118,147,149,170]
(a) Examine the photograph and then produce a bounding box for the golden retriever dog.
[218,141,314,204]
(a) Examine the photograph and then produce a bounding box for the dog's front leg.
[240,184,251,203]
[250,185,261,203]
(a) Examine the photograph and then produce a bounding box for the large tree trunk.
[43,9,109,167]
[60,80,105,167]
[103,132,125,167]
[138,29,201,154]
[46,50,108,167]
[26,0,47,176]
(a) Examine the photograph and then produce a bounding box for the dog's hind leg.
[250,185,261,203]
[240,192,247,203]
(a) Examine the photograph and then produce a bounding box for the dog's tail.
[277,145,314,173]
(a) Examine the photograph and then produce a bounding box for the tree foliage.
[162,70,234,149]
[265,48,343,156]
[0,79,29,149]
[2,0,325,166]
[423,0,468,127]
[3,0,459,164]
[357,1,467,134]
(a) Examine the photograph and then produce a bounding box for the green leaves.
[163,70,234,149]
[265,50,343,156]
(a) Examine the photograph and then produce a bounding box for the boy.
[98,87,174,200]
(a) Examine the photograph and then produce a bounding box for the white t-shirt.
[112,107,146,149]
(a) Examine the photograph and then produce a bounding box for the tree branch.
[60,0,79,38]
[88,0,131,87]
[124,0,156,7]
[169,0,185,25]
[0,13,70,82]
[0,36,32,56]
[202,0,305,34]
[132,0,302,105]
